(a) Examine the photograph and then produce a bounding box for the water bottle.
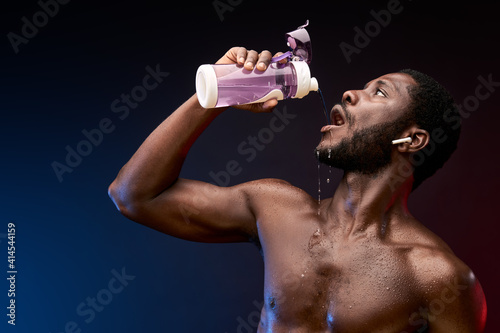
[195,21,319,109]
[196,61,318,108]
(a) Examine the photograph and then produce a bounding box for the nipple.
[269,297,276,309]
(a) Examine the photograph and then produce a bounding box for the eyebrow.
[364,79,400,93]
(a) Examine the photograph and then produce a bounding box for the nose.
[342,90,359,105]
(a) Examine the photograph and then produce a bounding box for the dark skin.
[108,47,487,332]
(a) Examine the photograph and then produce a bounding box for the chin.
[316,138,337,154]
[316,137,331,152]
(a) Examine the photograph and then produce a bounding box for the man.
[108,47,486,332]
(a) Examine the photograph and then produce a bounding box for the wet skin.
[251,178,480,332]
[109,48,486,332]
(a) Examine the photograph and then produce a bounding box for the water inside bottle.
[214,63,298,107]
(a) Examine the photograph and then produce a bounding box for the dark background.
[1,0,498,332]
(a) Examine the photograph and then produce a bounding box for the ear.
[396,127,430,153]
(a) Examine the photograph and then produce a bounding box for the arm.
[108,47,278,243]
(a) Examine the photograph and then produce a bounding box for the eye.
[376,88,386,97]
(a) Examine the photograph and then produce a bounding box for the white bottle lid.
[291,61,319,99]
[196,65,218,108]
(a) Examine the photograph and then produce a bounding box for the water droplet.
[327,148,332,186]
[317,158,321,215]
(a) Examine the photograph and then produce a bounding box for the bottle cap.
[196,64,218,108]
[310,77,319,91]
[286,20,312,64]
[292,61,319,99]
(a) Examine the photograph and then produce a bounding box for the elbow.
[108,180,142,220]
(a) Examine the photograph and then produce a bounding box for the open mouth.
[320,105,347,133]
[330,105,346,126]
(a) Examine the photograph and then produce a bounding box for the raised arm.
[108,47,278,243]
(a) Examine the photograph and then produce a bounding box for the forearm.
[109,94,226,204]
[109,47,277,215]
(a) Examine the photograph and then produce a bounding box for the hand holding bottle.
[208,47,285,113]
[195,21,317,112]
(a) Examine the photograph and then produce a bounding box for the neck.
[327,161,414,237]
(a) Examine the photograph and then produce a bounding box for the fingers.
[273,51,288,64]
[236,47,247,66]
[219,47,276,70]
[256,50,273,71]
[243,50,259,70]
[243,49,273,71]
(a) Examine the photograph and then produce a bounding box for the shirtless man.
[108,47,487,332]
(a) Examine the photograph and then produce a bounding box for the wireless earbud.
[392,137,412,145]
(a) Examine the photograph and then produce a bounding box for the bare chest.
[259,226,422,332]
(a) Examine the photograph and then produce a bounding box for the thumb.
[253,98,278,113]
[232,98,279,113]
[263,98,278,110]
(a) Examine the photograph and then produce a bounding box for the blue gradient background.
[1,0,498,332]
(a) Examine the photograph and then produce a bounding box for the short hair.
[399,69,461,190]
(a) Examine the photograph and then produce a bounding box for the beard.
[315,119,411,175]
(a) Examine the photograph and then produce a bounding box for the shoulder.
[408,242,487,331]
[404,225,477,294]
[410,245,474,293]
[236,178,316,213]
[238,178,313,201]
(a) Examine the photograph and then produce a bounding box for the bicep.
[128,178,257,243]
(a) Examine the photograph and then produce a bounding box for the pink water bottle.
[195,21,319,109]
